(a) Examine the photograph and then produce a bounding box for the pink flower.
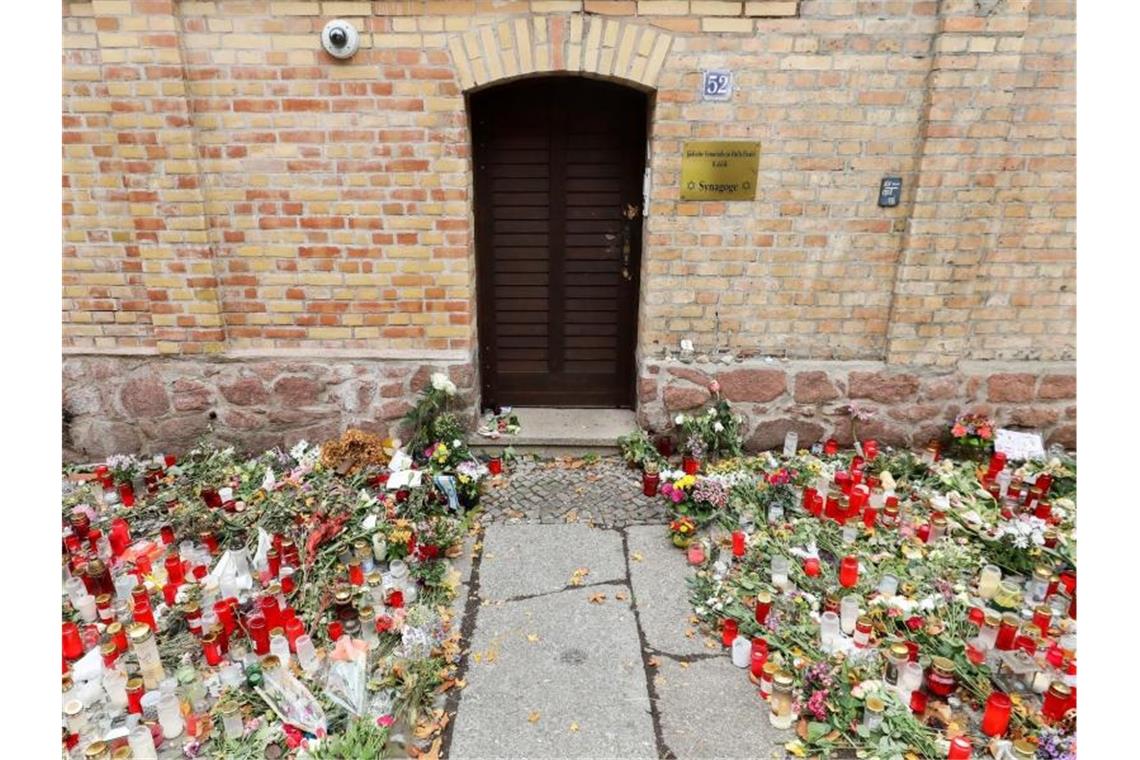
[670,489,684,504]
[708,380,721,395]
[951,424,967,437]
[905,615,923,631]
[978,426,992,440]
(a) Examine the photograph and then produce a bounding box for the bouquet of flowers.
[950,413,994,459]
[668,515,697,548]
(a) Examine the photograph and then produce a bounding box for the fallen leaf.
[472,652,482,663]
[568,567,590,586]
[569,721,580,732]
[679,661,690,669]
[528,710,541,724]
[647,656,659,668]
[563,508,579,523]
[455,678,466,689]
[588,592,607,604]
[486,649,498,663]
[614,591,627,601]
[704,639,718,650]
[684,628,696,639]
[632,552,644,562]
[526,633,540,643]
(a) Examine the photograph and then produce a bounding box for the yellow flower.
[675,475,696,490]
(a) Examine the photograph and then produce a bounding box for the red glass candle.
[682,456,700,475]
[981,691,1012,736]
[824,494,840,520]
[488,457,503,476]
[118,483,135,507]
[387,588,404,609]
[835,471,851,495]
[802,487,817,512]
[62,622,84,661]
[863,439,878,460]
[1036,473,1053,494]
[642,472,659,497]
[108,622,128,653]
[947,736,972,759]
[266,548,281,578]
[160,525,176,545]
[327,620,344,641]
[925,657,957,698]
[259,595,280,630]
[375,614,393,634]
[87,528,104,555]
[749,638,768,678]
[995,614,1019,651]
[126,678,145,714]
[987,451,1007,476]
[133,601,156,631]
[838,556,859,588]
[809,493,824,518]
[85,559,114,597]
[915,523,931,544]
[184,602,202,636]
[280,568,296,594]
[285,617,305,652]
[732,531,746,558]
[348,561,364,586]
[164,554,184,586]
[214,600,236,636]
[655,436,674,457]
[824,439,839,456]
[247,614,270,655]
[754,592,772,626]
[803,557,820,577]
[910,689,927,715]
[862,506,878,529]
[198,531,218,556]
[109,518,131,557]
[1041,682,1071,722]
[202,633,223,666]
[905,640,920,663]
[721,618,738,648]
[1032,605,1052,636]
[162,581,179,607]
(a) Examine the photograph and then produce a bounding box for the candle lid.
[83,741,109,759]
[219,700,240,716]
[889,643,909,658]
[128,622,153,643]
[774,671,793,686]
[270,627,285,637]
[100,641,117,657]
[762,662,780,677]
[261,654,282,670]
[1034,566,1052,581]
[1048,681,1071,697]
[856,615,872,628]
[1001,612,1021,626]
[865,695,885,713]
[755,590,772,604]
[931,656,955,675]
[63,699,84,717]
[62,675,73,691]
[983,610,1002,626]
[126,677,144,691]
[106,621,122,635]
[112,748,131,760]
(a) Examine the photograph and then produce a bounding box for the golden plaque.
[679,141,761,201]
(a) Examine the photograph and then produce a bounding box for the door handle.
[621,203,639,281]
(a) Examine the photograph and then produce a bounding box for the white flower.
[674,414,685,425]
[430,372,457,395]
[707,407,716,417]
[713,421,724,433]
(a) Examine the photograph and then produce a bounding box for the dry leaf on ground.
[588,592,607,604]
[526,633,540,643]
[569,722,580,732]
[631,552,644,562]
[528,710,541,724]
[568,567,590,586]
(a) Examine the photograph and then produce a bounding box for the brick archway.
[446,15,674,93]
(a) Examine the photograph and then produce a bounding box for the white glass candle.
[978,564,1002,599]
[770,556,789,591]
[220,702,244,740]
[819,611,840,651]
[840,596,860,636]
[220,663,244,689]
[863,696,885,730]
[997,470,1012,499]
[878,574,899,597]
[782,431,798,457]
[128,725,158,760]
[295,634,319,674]
[900,661,924,697]
[75,594,98,623]
[64,698,87,736]
[128,624,166,689]
[157,693,184,739]
[115,575,138,602]
[102,668,129,713]
[65,577,88,607]
[731,634,751,668]
[270,633,291,667]
[842,524,858,544]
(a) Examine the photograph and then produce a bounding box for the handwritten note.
[994,429,1046,461]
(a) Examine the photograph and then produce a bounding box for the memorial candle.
[838,555,859,588]
[981,691,1012,736]
[731,531,746,558]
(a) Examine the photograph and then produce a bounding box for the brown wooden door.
[472,77,647,408]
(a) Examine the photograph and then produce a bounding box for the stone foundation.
[62,353,478,462]
[636,358,1076,452]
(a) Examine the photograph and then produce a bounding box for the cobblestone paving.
[478,456,667,527]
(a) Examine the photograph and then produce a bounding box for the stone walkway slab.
[654,656,794,760]
[449,585,656,759]
[626,524,710,657]
[478,523,626,601]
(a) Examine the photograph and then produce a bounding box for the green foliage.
[617,428,665,469]
[308,717,390,760]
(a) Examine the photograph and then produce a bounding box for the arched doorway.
[471,76,649,409]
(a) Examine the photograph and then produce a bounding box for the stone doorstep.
[467,407,637,457]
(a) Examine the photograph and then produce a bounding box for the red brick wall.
[61,1,1076,458]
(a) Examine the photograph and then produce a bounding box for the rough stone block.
[987,373,1036,403]
[716,369,786,403]
[746,417,824,451]
[120,373,170,418]
[1037,374,1075,400]
[793,370,840,403]
[219,376,269,406]
[663,384,710,412]
[848,371,919,404]
[272,375,322,406]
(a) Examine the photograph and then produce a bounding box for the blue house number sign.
[878,177,902,207]
[702,70,733,102]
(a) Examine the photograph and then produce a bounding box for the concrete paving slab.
[468,407,637,450]
[479,523,626,601]
[654,656,793,760]
[627,524,710,657]
[449,586,656,759]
